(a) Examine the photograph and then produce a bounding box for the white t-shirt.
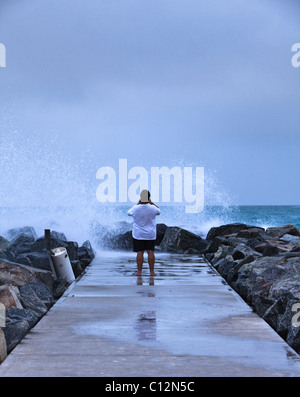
[127,203,160,240]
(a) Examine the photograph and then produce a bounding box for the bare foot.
[150,271,157,276]
[134,272,142,276]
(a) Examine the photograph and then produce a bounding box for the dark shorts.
[133,238,155,252]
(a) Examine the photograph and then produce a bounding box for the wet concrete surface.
[0,251,300,377]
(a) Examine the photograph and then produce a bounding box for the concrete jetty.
[0,252,300,377]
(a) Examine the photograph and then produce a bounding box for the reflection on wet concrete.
[135,276,157,341]
[136,276,155,286]
[135,311,157,342]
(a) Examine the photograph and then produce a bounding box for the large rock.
[105,230,133,251]
[78,240,95,268]
[15,251,51,271]
[280,234,300,244]
[52,277,70,300]
[5,307,39,329]
[0,236,10,251]
[24,281,54,309]
[0,284,23,309]
[0,260,54,291]
[71,260,82,278]
[100,224,167,251]
[5,226,37,242]
[252,295,278,318]
[226,255,258,284]
[205,236,233,254]
[210,244,234,265]
[231,243,261,261]
[266,224,300,239]
[3,313,31,354]
[234,255,299,298]
[19,283,48,317]
[4,238,36,259]
[262,296,287,330]
[287,325,300,354]
[277,299,300,353]
[233,261,256,302]
[7,233,37,252]
[269,275,300,302]
[4,230,79,262]
[156,223,168,245]
[160,226,208,253]
[236,227,268,239]
[261,244,280,256]
[213,257,236,279]
[0,260,40,287]
[0,329,7,364]
[206,223,258,241]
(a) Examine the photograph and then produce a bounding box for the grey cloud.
[0,0,299,204]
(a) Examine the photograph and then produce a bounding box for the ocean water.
[0,204,299,249]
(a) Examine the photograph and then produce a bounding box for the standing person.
[127,189,160,276]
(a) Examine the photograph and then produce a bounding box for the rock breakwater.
[203,223,300,355]
[0,226,95,363]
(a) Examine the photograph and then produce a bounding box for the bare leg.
[134,251,144,276]
[147,250,157,276]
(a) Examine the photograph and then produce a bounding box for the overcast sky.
[0,0,299,206]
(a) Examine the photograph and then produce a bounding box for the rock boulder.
[0,260,54,291]
[266,224,300,239]
[0,284,23,309]
[160,226,208,253]
[205,222,300,354]
[206,223,258,241]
